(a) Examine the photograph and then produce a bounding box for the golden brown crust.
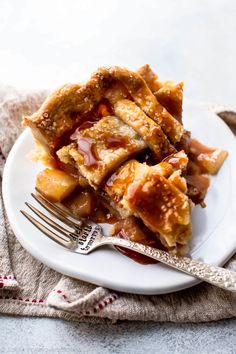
[137,64,162,92]
[23,84,84,151]
[114,99,175,159]
[95,67,183,143]
[125,170,191,247]
[137,64,183,122]
[23,66,183,153]
[105,159,191,248]
[155,81,183,123]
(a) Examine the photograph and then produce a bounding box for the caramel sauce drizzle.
[69,99,115,167]
[104,135,129,149]
[77,136,101,167]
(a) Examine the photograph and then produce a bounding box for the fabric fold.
[0,193,19,291]
[47,276,118,318]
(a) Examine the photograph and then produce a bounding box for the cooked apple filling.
[23,65,228,263]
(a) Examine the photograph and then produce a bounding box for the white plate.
[3,101,236,295]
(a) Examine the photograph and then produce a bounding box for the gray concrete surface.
[1,0,236,352]
[1,315,236,354]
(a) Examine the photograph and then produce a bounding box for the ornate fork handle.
[99,237,236,292]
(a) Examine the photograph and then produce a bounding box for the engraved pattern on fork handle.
[100,237,236,292]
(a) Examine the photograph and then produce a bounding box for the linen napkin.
[0,85,236,323]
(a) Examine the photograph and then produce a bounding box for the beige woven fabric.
[0,86,236,323]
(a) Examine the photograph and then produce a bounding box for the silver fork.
[20,192,236,292]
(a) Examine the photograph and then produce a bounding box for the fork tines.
[20,191,83,248]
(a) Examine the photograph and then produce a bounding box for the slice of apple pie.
[22,65,228,263]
